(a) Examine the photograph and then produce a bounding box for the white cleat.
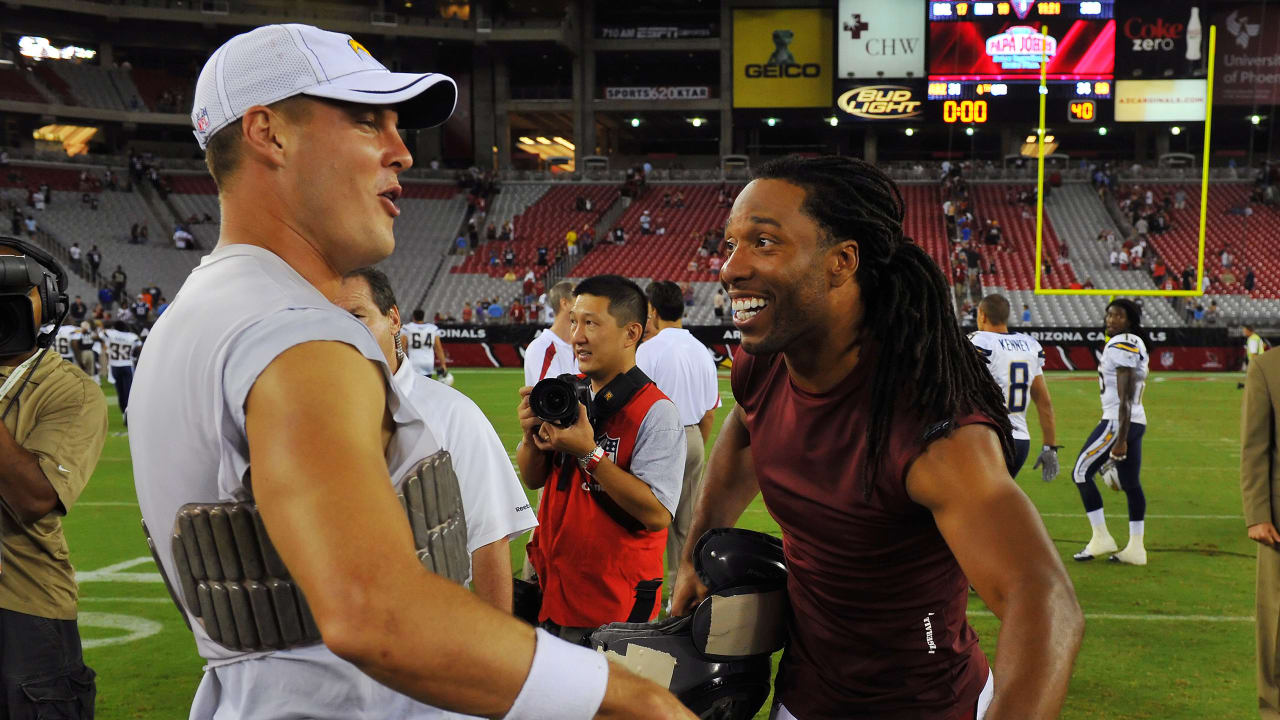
[1107,546,1148,566]
[1073,534,1118,562]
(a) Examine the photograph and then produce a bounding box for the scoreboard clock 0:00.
[940,99,988,124]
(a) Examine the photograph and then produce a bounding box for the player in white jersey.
[335,268,536,611]
[969,294,1059,480]
[1071,299,1150,565]
[54,323,82,364]
[518,280,578,581]
[401,309,448,379]
[522,280,578,386]
[637,281,720,585]
[101,321,140,416]
[128,24,685,720]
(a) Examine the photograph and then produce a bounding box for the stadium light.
[1171,126,1182,135]
[1251,115,1262,125]
[630,117,641,128]
[552,136,575,150]
[826,116,839,127]
[688,117,705,127]
[904,128,915,136]
[965,127,975,136]
[764,117,780,127]
[535,137,551,144]
[1098,126,1108,136]
[518,136,534,145]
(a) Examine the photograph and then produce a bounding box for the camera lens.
[0,295,36,356]
[530,377,579,428]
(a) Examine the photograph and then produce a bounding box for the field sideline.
[68,369,1256,719]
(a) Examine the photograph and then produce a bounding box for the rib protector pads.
[162,451,468,652]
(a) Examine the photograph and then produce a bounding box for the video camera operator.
[517,275,685,644]
[0,236,108,719]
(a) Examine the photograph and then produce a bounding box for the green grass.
[67,369,1257,719]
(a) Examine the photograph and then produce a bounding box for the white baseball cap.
[191,23,457,149]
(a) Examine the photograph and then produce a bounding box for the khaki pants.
[666,425,707,583]
[1260,543,1280,718]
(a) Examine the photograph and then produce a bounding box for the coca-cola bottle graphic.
[1186,6,1204,76]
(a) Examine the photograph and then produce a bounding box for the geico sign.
[744,63,822,78]
[837,86,923,119]
[1123,17,1185,52]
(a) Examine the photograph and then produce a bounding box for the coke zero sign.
[1116,1,1207,79]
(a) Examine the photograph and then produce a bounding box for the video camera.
[529,373,592,428]
[0,236,68,356]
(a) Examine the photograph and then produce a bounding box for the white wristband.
[503,628,608,720]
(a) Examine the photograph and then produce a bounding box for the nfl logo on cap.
[195,107,210,134]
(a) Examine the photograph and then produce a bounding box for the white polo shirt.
[392,359,537,583]
[635,327,720,427]
[523,328,578,387]
[130,244,452,719]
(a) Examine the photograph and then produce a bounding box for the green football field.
[67,368,1257,719]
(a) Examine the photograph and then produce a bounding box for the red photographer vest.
[526,375,669,629]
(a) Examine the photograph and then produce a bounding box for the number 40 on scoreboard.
[1067,99,1096,123]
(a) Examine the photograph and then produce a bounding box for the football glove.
[1032,445,1061,482]
[438,371,455,386]
[1100,453,1125,491]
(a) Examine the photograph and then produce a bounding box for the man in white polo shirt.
[636,280,720,582]
[523,280,578,386]
[334,267,536,610]
[128,23,690,720]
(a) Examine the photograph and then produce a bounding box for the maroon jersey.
[732,347,992,719]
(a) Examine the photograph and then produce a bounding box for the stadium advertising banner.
[1115,0,1207,79]
[1114,79,1208,122]
[597,24,715,40]
[927,2,1115,83]
[1213,4,1280,106]
[836,0,926,79]
[434,325,1242,372]
[733,8,834,108]
[835,80,926,120]
[604,86,710,101]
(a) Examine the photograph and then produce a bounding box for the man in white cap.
[129,24,692,720]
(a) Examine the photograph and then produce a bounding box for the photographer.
[0,238,108,719]
[518,275,685,644]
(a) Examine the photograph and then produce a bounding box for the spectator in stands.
[654,217,667,236]
[1175,189,1187,209]
[580,225,595,254]
[156,296,170,318]
[38,182,50,207]
[1205,301,1221,326]
[501,221,514,243]
[640,209,653,235]
[566,228,578,256]
[1222,247,1235,269]
[468,217,479,250]
[454,234,466,255]
[662,192,671,208]
[504,248,515,267]
[1082,278,1096,290]
[1182,267,1196,291]
[488,299,503,324]
[611,227,626,246]
[503,269,516,282]
[687,258,699,274]
[708,255,722,275]
[130,223,140,244]
[983,221,1002,252]
[510,298,525,324]
[1246,267,1257,292]
[23,215,36,236]
[673,191,685,209]
[536,246,547,266]
[462,302,473,323]
[173,225,196,250]
[681,283,694,307]
[1192,304,1205,326]
[69,296,87,324]
[97,285,113,311]
[485,223,497,244]
[139,223,150,244]
[110,265,126,299]
[713,288,726,324]
[69,243,82,274]
[523,270,536,305]
[487,252,498,268]
[1021,305,1031,324]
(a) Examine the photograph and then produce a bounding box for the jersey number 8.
[1007,362,1029,412]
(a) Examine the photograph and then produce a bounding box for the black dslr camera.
[0,237,66,357]
[529,373,592,428]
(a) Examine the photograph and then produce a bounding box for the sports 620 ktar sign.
[604,87,710,101]
[733,8,834,108]
[837,0,925,79]
[835,82,924,120]
[1116,0,1207,79]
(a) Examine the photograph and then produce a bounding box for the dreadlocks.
[754,155,1014,498]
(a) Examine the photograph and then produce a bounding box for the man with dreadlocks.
[670,156,1083,719]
